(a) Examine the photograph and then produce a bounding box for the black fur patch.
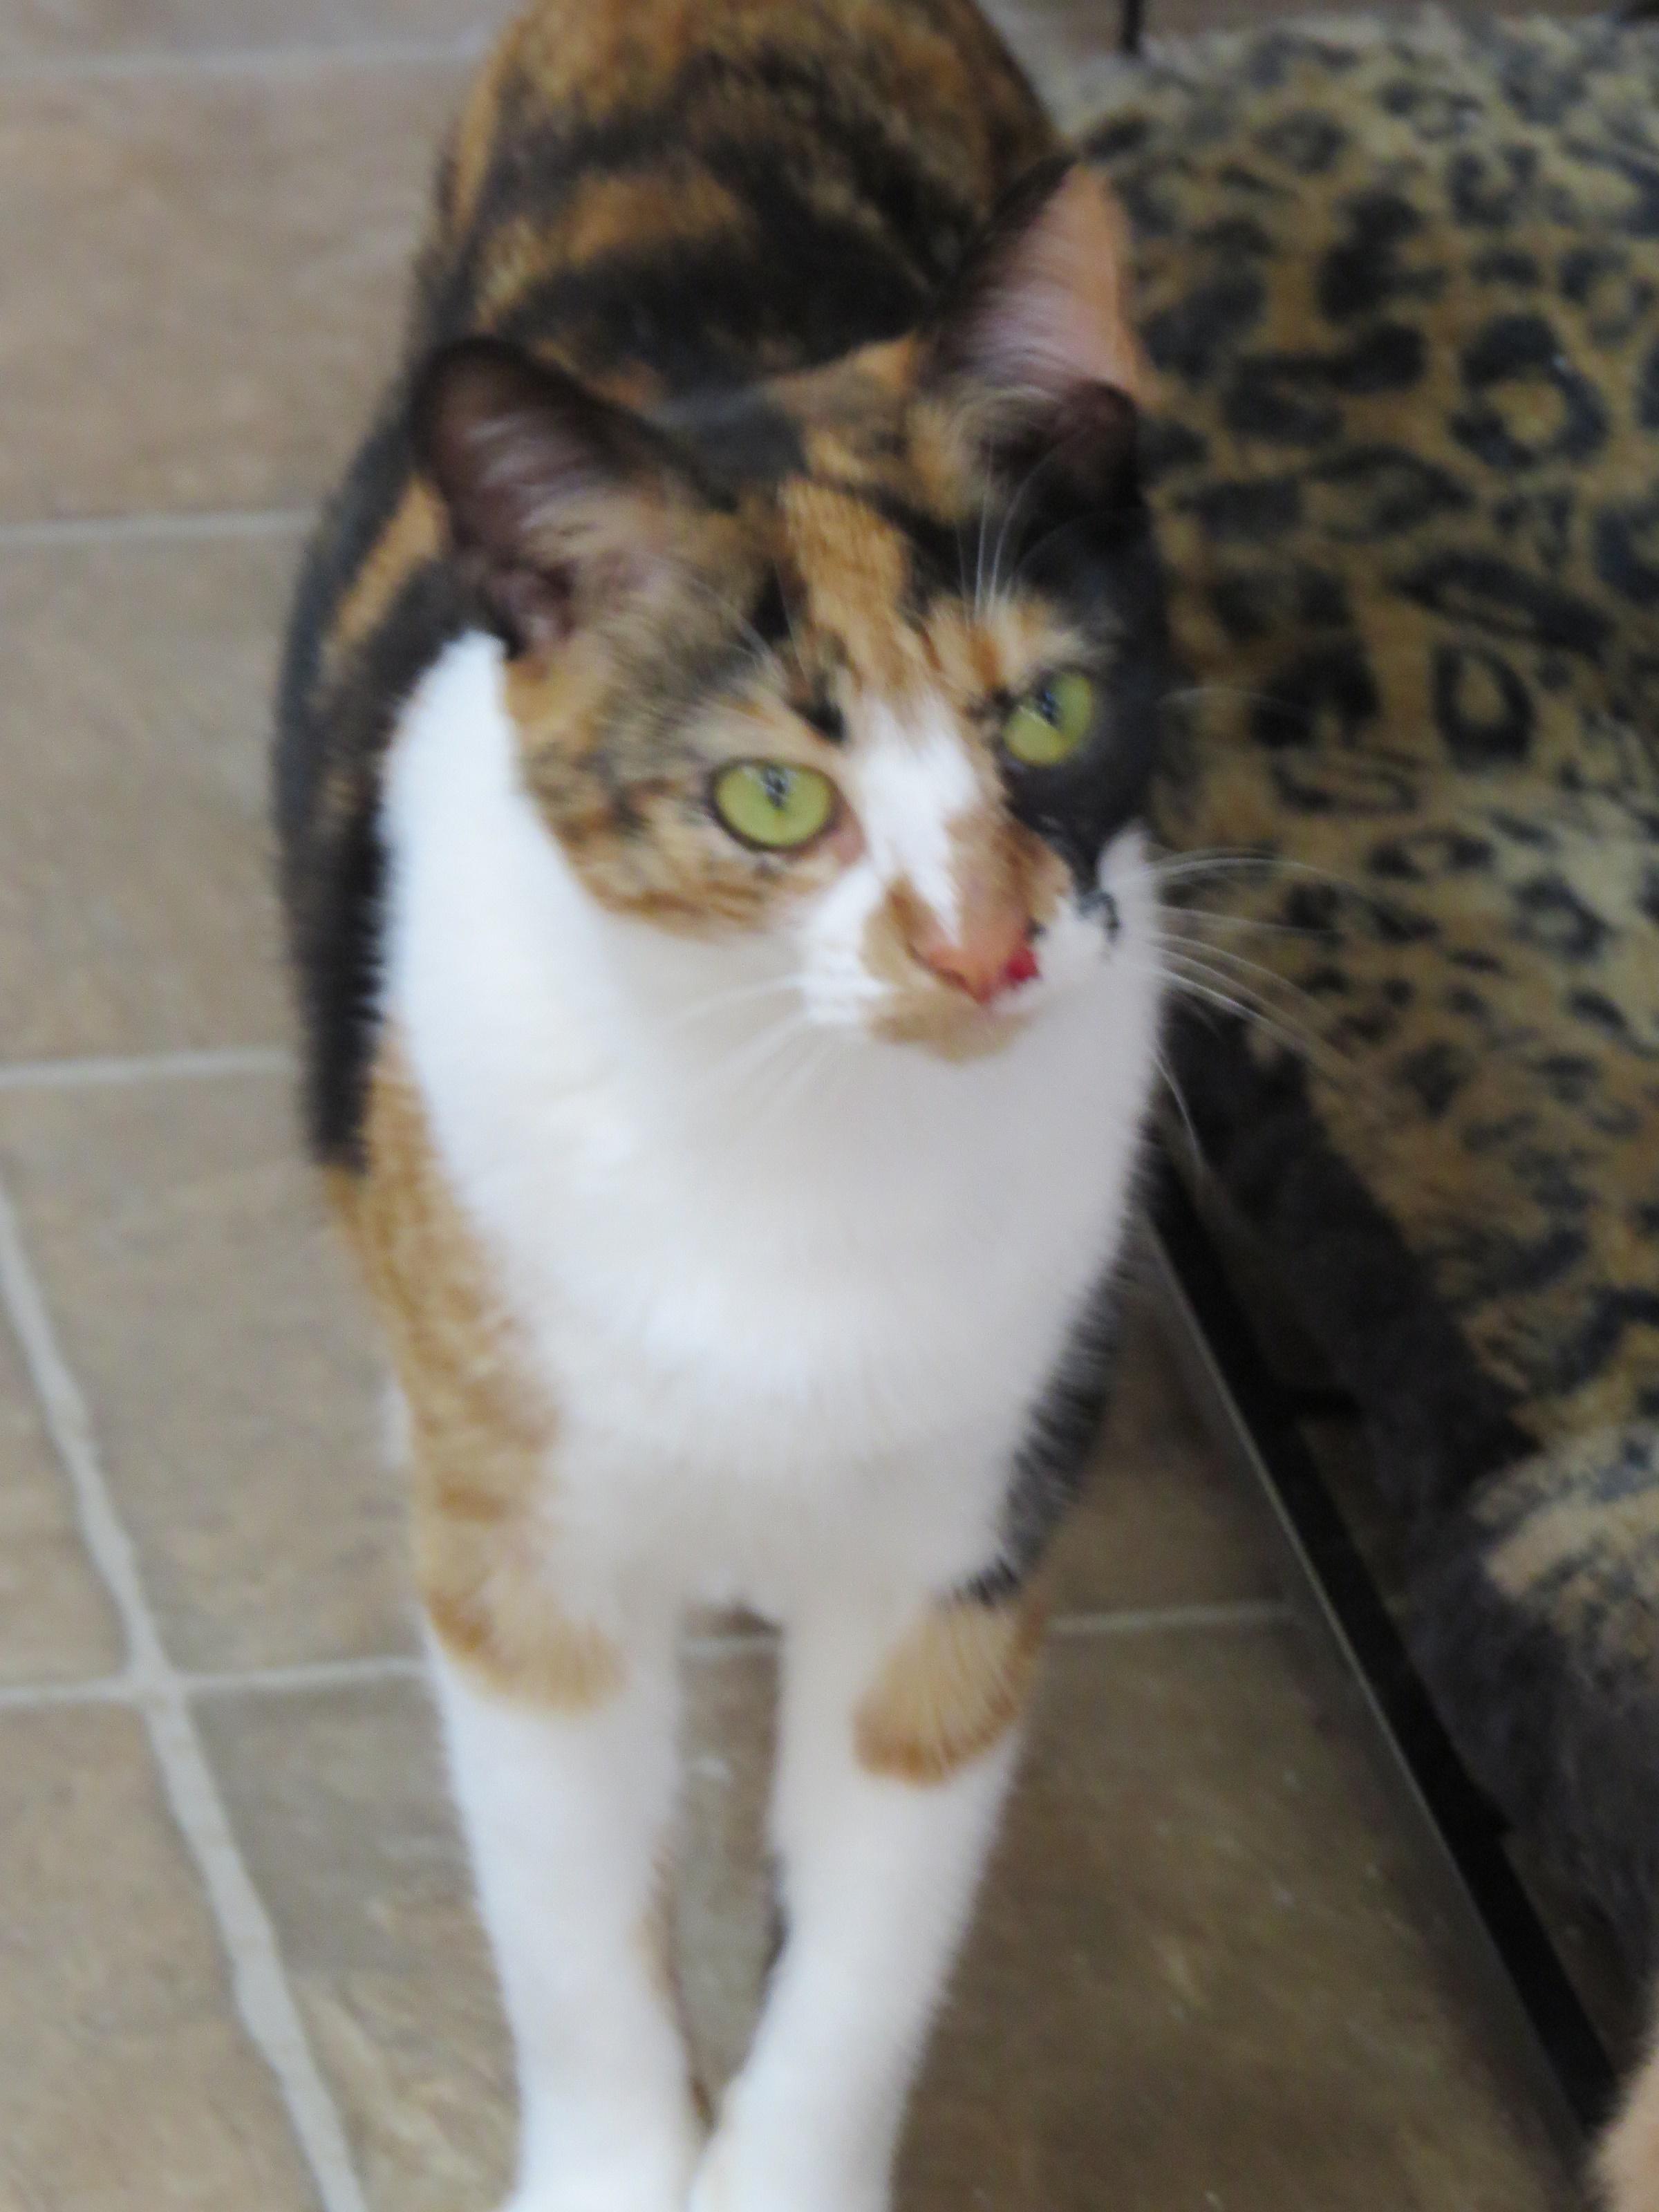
[498,224,930,384]
[278,559,470,1161]
[1002,457,1170,890]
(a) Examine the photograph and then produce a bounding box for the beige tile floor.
[0,4,1599,2208]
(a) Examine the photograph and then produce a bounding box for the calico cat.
[275,3,1166,2206]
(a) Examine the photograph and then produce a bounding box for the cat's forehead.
[776,482,1068,710]
[664,344,973,581]
[660,341,923,492]
[775,476,919,694]
[661,350,1069,705]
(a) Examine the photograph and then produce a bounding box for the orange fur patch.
[854,1589,1046,1783]
[781,480,916,697]
[859,800,1071,1056]
[324,480,443,675]
[336,1044,621,1709]
[478,169,753,326]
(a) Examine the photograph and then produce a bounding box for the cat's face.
[415,161,1164,1057]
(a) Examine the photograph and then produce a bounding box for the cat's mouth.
[868,975,1042,1061]
[849,896,1064,1058]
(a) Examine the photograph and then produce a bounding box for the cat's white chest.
[410,1011,1134,1609]
[379,637,1156,1611]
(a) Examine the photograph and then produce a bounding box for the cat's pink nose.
[912,917,1039,1004]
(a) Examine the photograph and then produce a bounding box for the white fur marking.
[433,1642,700,2211]
[851,699,979,932]
[379,632,1164,2212]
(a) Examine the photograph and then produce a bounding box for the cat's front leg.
[431,1624,702,2212]
[693,1588,1044,2212]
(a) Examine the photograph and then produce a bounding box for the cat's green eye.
[711,760,839,852]
[1002,671,1096,767]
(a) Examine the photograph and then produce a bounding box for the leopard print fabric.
[1082,12,1659,1966]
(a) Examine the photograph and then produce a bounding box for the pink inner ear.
[971,168,1153,407]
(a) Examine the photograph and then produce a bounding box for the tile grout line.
[187,1652,428,1698]
[0,507,315,550]
[0,1652,429,1712]
[0,1600,1296,1712]
[0,30,491,85]
[0,1674,131,1711]
[0,1174,371,2212]
[0,1046,297,1092]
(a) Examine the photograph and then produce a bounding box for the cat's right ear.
[923,159,1154,509]
[411,338,702,655]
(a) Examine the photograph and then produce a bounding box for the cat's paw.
[498,2195,680,2212]
[688,2137,885,2212]
[498,2171,688,2212]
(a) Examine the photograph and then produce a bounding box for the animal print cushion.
[1082,11,1659,1966]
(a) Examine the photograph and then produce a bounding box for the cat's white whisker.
[1141,948,1349,1083]
[1145,846,1350,892]
[740,1029,840,1150]
[679,1009,820,1118]
[658,974,803,1038]
[1159,681,1299,716]
[1009,509,1088,589]
[1144,849,1276,882]
[972,484,996,621]
[1152,1044,1203,1166]
[1159,905,1316,939]
[982,445,1052,608]
[1158,952,1315,1040]
[1156,926,1326,1009]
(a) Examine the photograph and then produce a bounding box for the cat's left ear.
[926,158,1153,496]
[411,337,707,655]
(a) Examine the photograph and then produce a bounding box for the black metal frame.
[1151,1158,1618,2162]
